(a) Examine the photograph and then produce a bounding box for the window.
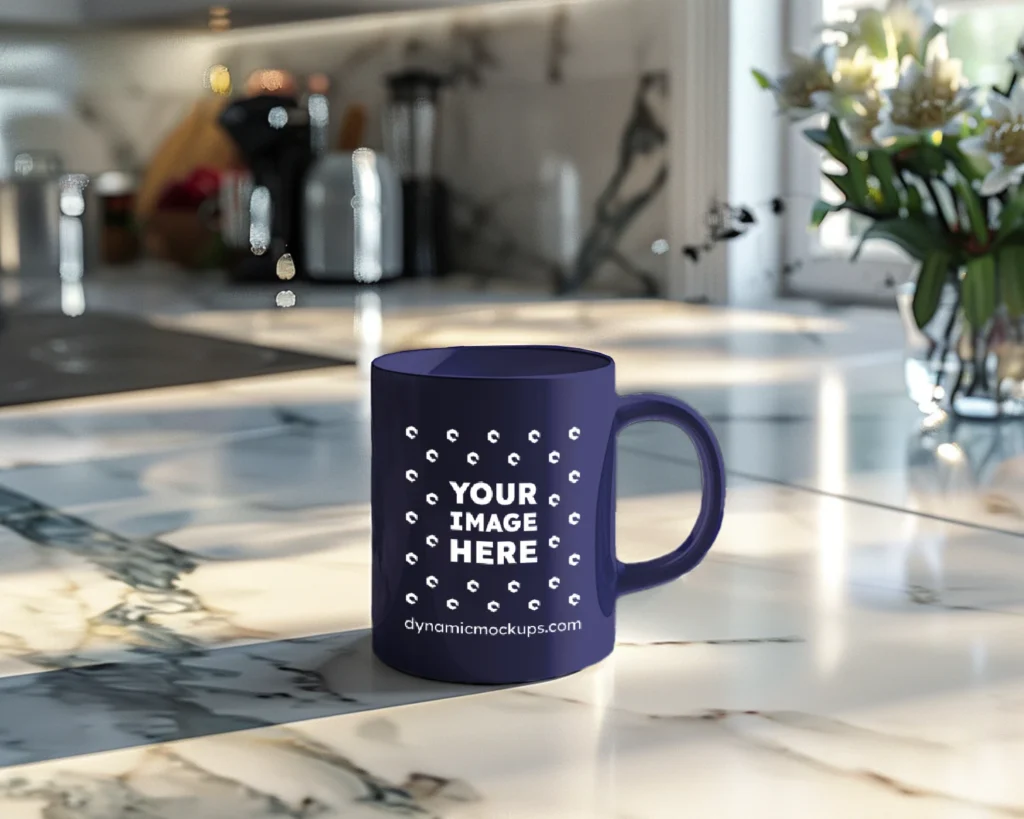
[786,0,1024,299]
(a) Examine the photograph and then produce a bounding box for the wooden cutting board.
[136,97,240,220]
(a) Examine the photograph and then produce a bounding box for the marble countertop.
[0,273,1022,817]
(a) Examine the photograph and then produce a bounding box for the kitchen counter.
[0,271,1022,817]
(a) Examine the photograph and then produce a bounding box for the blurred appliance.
[0,152,102,293]
[303,150,403,282]
[93,171,139,266]
[0,151,62,277]
[384,70,451,278]
[219,168,254,251]
[218,94,314,282]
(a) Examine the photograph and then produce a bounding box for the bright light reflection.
[352,148,383,283]
[61,281,85,317]
[815,369,848,675]
[936,442,965,465]
[58,215,84,283]
[355,289,383,374]
[249,186,271,255]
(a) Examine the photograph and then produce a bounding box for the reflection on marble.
[4,283,1024,813]
[4,473,1024,814]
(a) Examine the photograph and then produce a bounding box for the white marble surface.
[1,281,1024,816]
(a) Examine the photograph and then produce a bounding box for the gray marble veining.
[0,286,1024,815]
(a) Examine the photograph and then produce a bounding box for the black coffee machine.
[384,71,451,278]
[219,95,313,282]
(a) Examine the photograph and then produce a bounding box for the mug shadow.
[0,628,514,769]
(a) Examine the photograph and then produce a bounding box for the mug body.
[371,346,618,684]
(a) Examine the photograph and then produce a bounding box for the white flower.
[826,0,936,62]
[759,44,838,121]
[810,48,883,114]
[960,84,1024,195]
[872,56,976,143]
[886,0,938,57]
[808,48,889,148]
[842,92,886,149]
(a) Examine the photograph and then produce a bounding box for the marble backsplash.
[208,0,672,294]
[0,0,672,294]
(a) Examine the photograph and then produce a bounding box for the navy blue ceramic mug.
[371,345,726,684]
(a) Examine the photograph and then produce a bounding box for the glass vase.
[897,281,1024,420]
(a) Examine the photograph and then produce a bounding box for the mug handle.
[613,393,726,596]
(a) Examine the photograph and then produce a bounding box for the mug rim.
[372,344,613,380]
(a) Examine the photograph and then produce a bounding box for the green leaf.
[869,150,900,210]
[803,128,830,150]
[997,192,1024,242]
[810,200,841,228]
[751,69,773,90]
[826,116,851,161]
[900,142,948,177]
[859,9,889,59]
[942,140,984,182]
[955,176,989,246]
[920,23,944,61]
[962,254,997,327]
[896,33,917,63]
[851,216,949,263]
[825,172,863,206]
[913,250,951,329]
[846,157,870,206]
[905,184,924,214]
[999,245,1024,317]
[804,122,852,166]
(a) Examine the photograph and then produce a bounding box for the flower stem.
[924,178,956,235]
[933,288,961,392]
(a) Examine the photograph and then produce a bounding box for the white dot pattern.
[401,424,585,611]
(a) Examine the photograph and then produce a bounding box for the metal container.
[218,169,254,251]
[303,149,403,283]
[0,151,63,277]
[383,71,442,182]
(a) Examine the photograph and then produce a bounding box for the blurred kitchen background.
[0,0,695,309]
[0,0,1017,316]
